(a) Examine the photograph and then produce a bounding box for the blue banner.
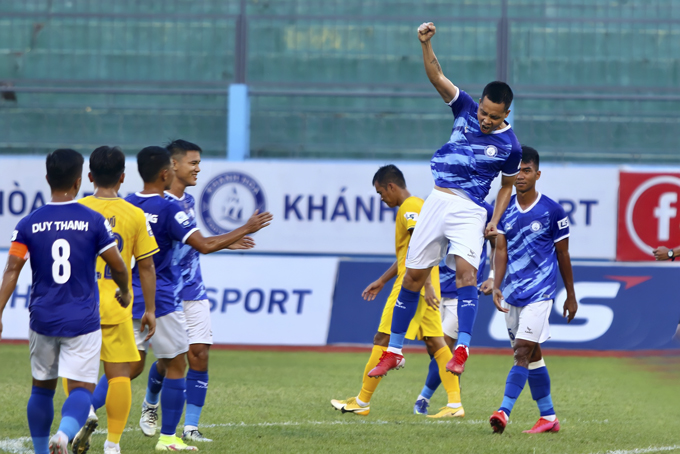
[328,261,680,351]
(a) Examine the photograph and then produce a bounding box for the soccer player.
[331,165,464,419]
[0,149,130,454]
[370,22,522,378]
[163,139,252,442]
[71,146,159,454]
[414,201,495,415]
[127,147,271,451]
[488,146,578,434]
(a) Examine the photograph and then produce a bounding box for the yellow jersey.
[395,196,439,293]
[79,196,159,325]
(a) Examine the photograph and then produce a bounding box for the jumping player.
[72,146,159,454]
[370,22,522,378]
[488,146,578,434]
[331,165,464,419]
[128,147,271,450]
[414,201,495,415]
[0,149,129,454]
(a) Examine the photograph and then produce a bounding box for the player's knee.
[403,269,428,290]
[513,345,533,367]
[456,270,477,288]
[189,345,210,370]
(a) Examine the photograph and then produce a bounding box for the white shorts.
[440,297,459,339]
[405,189,486,270]
[29,329,102,383]
[183,300,213,345]
[134,311,189,359]
[505,300,553,347]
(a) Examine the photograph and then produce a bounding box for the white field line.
[4,420,678,454]
[592,447,680,454]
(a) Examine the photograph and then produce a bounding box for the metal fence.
[1,0,679,162]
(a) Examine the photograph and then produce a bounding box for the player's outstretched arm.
[418,22,458,103]
[492,235,509,313]
[0,255,27,340]
[186,210,273,254]
[362,261,398,301]
[555,238,578,322]
[136,256,156,341]
[100,247,131,308]
[485,175,517,238]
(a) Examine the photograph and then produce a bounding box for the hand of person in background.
[479,277,494,295]
[492,288,509,313]
[424,283,440,309]
[362,279,385,301]
[244,210,273,234]
[227,236,255,250]
[652,246,672,261]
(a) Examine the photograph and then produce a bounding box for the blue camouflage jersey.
[497,193,570,307]
[125,192,199,318]
[439,201,494,299]
[431,89,522,206]
[165,192,207,302]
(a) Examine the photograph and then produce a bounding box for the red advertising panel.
[617,171,680,261]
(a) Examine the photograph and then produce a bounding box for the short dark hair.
[481,81,513,111]
[46,149,84,191]
[521,145,539,170]
[372,164,406,189]
[137,146,171,183]
[89,146,125,188]
[165,139,202,159]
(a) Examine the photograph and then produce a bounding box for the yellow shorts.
[101,318,141,363]
[378,280,443,340]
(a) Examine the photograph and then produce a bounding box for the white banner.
[0,253,339,346]
[0,157,619,258]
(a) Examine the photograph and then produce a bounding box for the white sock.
[355,397,368,407]
[386,346,402,355]
[184,425,198,432]
[417,395,430,403]
[543,414,556,422]
[447,402,462,409]
[104,440,120,450]
[88,405,97,419]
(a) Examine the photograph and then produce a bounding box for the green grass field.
[1,344,679,454]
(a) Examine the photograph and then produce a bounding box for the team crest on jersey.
[530,221,542,232]
[404,212,418,221]
[200,172,266,235]
[10,230,17,242]
[484,145,498,157]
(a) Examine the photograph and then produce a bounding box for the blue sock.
[185,369,209,428]
[27,386,55,454]
[499,365,529,416]
[91,375,109,411]
[59,387,92,440]
[456,285,478,348]
[529,365,555,416]
[420,355,440,398]
[146,361,164,405]
[160,378,186,436]
[388,287,421,349]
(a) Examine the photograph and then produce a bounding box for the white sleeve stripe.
[446,87,460,106]
[182,227,200,244]
[502,170,520,177]
[554,233,570,243]
[98,241,117,255]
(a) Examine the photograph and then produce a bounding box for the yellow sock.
[357,345,387,403]
[106,376,132,444]
[61,377,69,397]
[434,346,461,405]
